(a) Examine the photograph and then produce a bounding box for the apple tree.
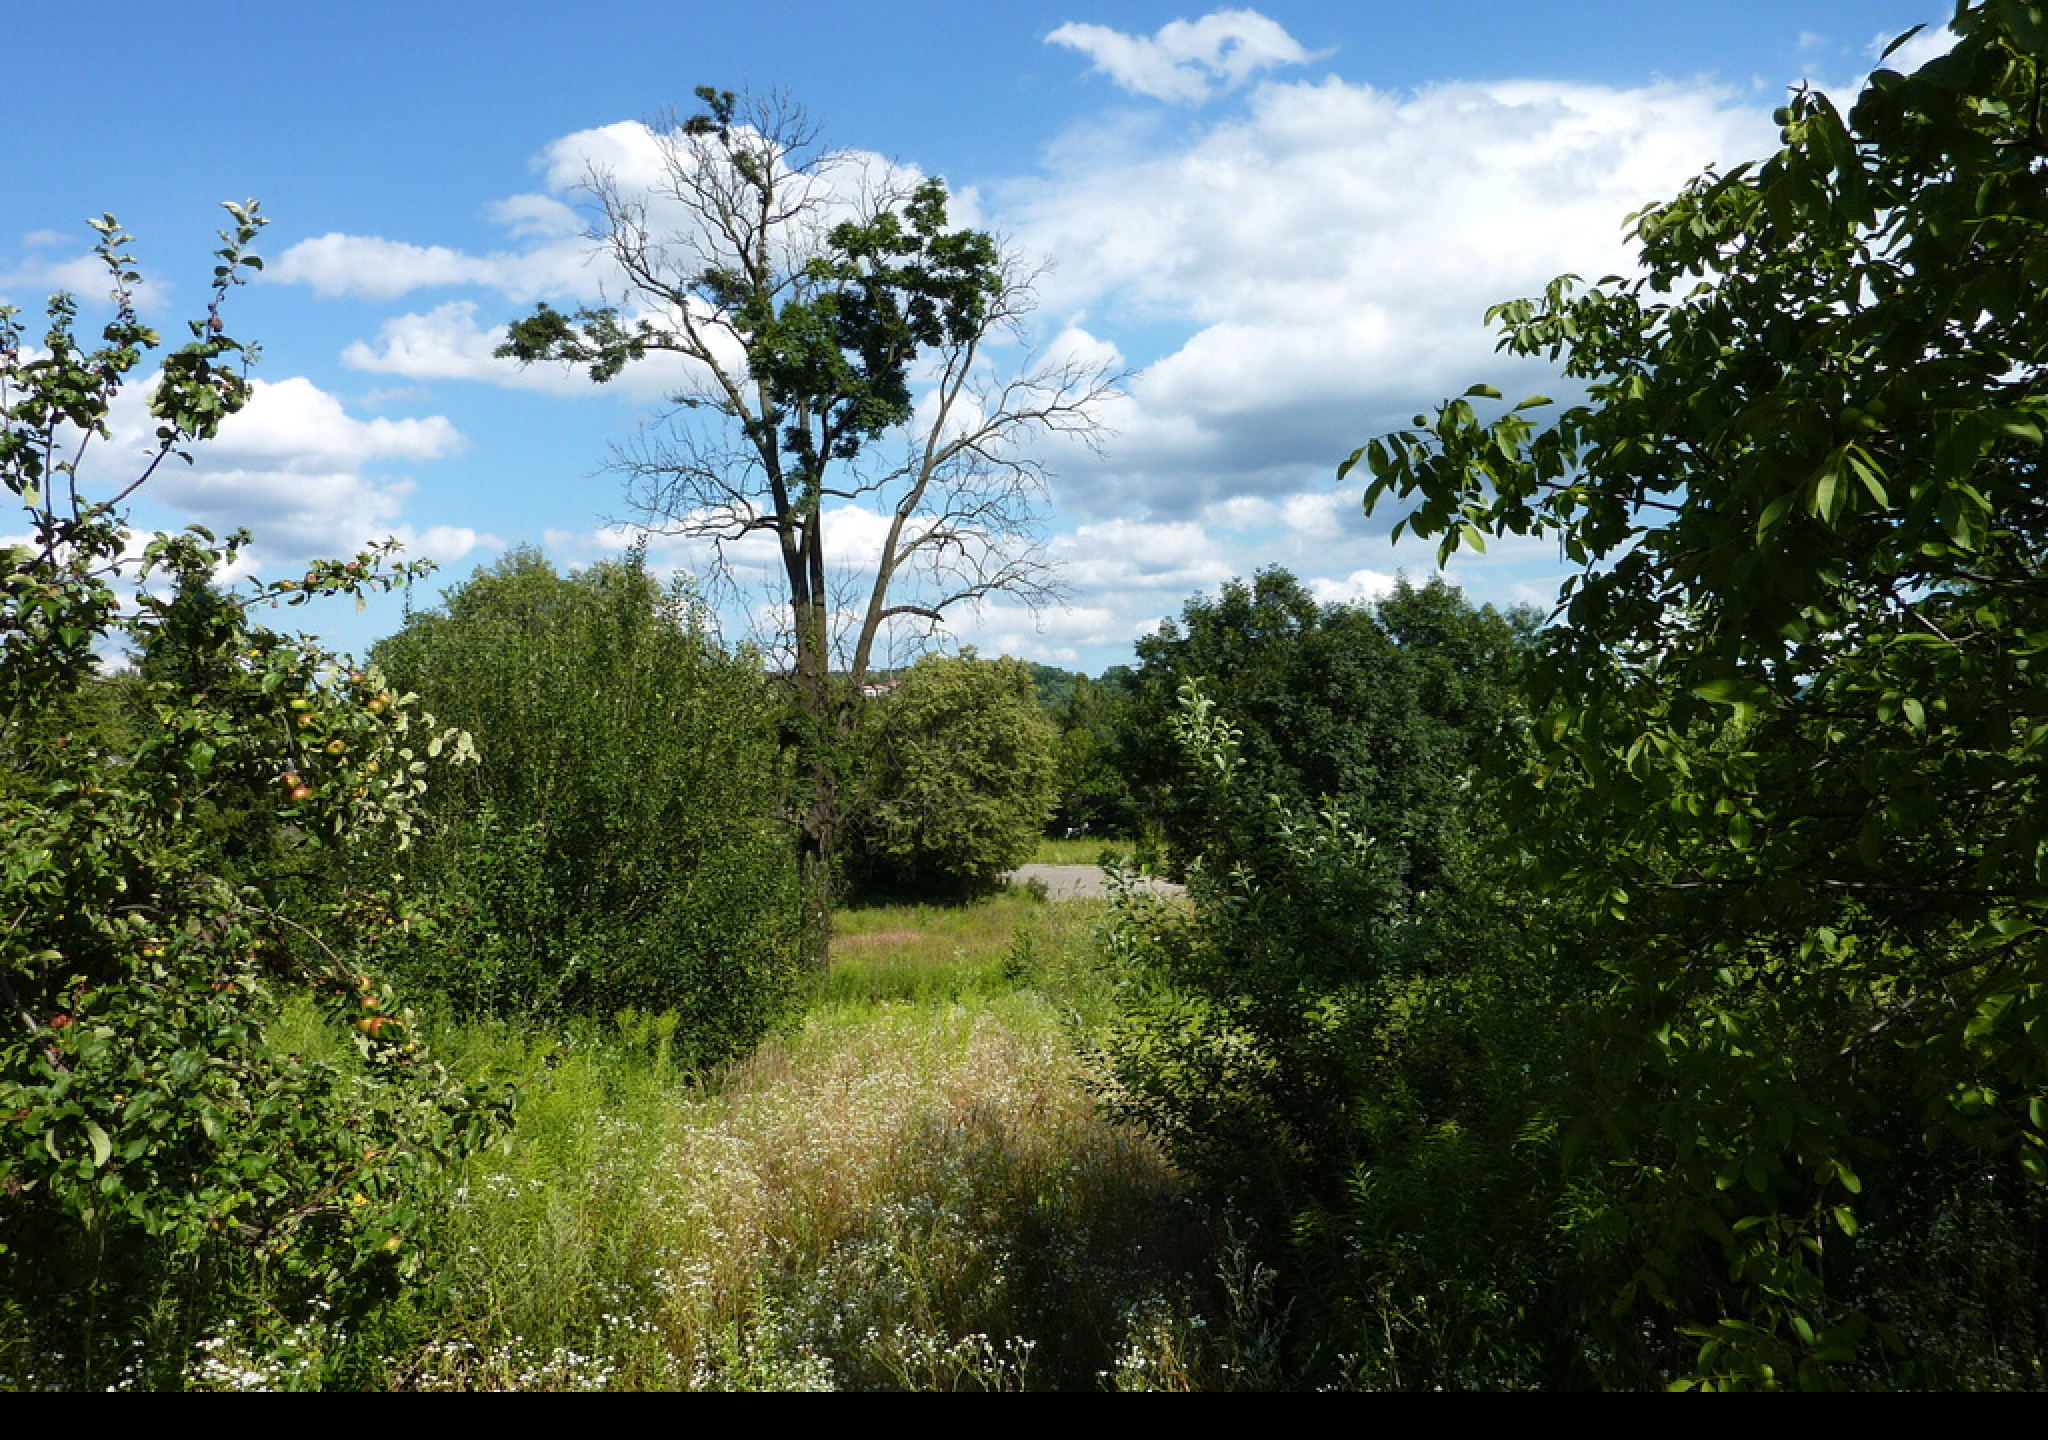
[0,207,503,1384]
[1353,0,2048,1386]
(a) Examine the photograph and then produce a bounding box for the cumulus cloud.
[89,374,467,565]
[341,300,583,391]
[389,523,501,568]
[270,228,596,303]
[273,115,940,321]
[197,376,461,469]
[1053,517,1234,594]
[1308,568,1399,605]
[0,246,172,314]
[1047,10,1314,104]
[1014,66,1776,518]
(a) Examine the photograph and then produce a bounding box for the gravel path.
[1005,864,1185,901]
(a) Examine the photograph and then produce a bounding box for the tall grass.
[303,897,1245,1390]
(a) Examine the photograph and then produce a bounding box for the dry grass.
[373,904,1240,1391]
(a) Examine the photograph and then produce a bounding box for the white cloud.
[88,374,467,566]
[1868,22,1956,73]
[0,248,172,314]
[1047,10,1314,104]
[148,466,413,557]
[938,598,1129,666]
[270,115,939,313]
[1053,517,1234,594]
[199,376,462,469]
[342,300,579,391]
[390,523,502,568]
[486,193,582,241]
[270,235,476,300]
[269,228,596,303]
[1010,69,1775,517]
[1308,568,1398,605]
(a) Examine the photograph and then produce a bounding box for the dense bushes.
[1095,682,1593,1385]
[372,549,805,1059]
[1094,3,2048,1390]
[840,653,1058,899]
[1357,3,2048,1387]
[1089,576,1571,1384]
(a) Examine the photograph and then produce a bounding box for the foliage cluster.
[1116,569,1531,881]
[1096,2,2048,1388]
[0,209,503,1382]
[499,85,1119,935]
[1044,670,1141,839]
[1357,0,2046,1386]
[371,548,806,1063]
[840,652,1059,899]
[1101,693,1591,1386]
[1090,574,1564,1385]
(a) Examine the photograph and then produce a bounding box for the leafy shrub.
[1090,679,1590,1388]
[0,207,504,1384]
[841,652,1059,899]
[372,548,805,1061]
[1093,576,1581,1387]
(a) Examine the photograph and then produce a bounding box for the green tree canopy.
[841,652,1058,899]
[1118,569,1531,883]
[1355,0,2048,1386]
[498,87,1120,938]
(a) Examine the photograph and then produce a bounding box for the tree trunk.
[797,745,836,971]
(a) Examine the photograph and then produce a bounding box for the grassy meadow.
[168,888,1263,1392]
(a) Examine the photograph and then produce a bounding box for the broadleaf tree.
[840,651,1058,899]
[498,86,1122,942]
[370,547,805,1059]
[1352,0,2048,1385]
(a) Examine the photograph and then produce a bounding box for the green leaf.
[1692,676,1768,707]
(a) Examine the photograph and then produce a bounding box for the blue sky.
[4,2,1948,673]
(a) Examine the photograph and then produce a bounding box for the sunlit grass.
[1028,835,1133,867]
[94,887,1245,1390]
[342,896,1237,1391]
[820,892,1110,1014]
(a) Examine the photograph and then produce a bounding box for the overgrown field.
[28,894,1267,1392]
